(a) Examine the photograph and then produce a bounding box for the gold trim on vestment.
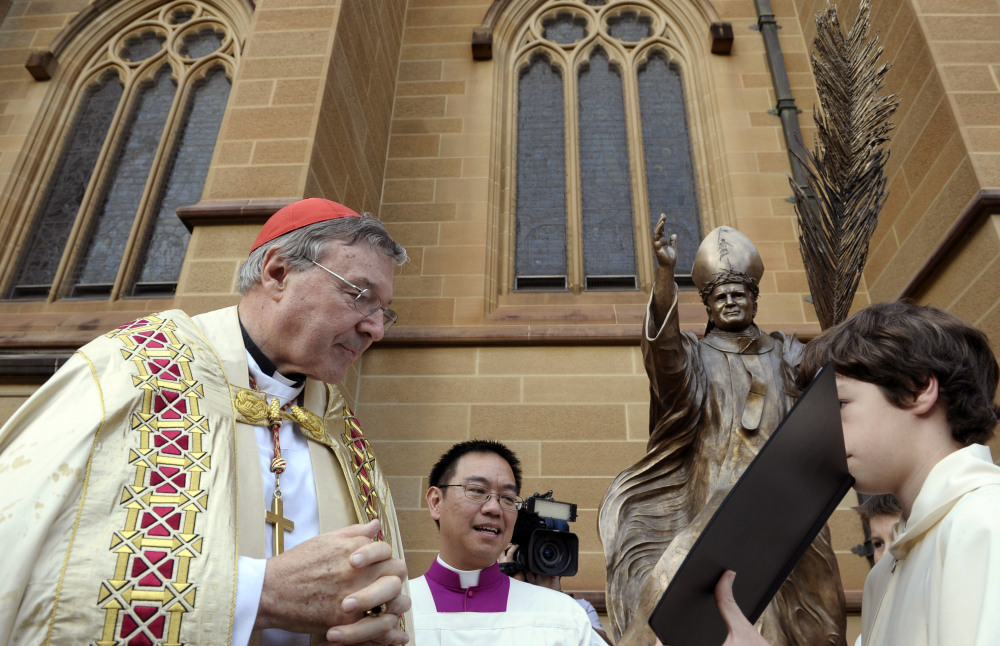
[96,314,210,645]
[230,382,404,631]
[233,387,328,445]
[231,385,389,534]
[340,406,393,547]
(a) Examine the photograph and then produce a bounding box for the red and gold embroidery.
[97,315,208,646]
[343,405,388,544]
[343,405,406,631]
[234,387,387,544]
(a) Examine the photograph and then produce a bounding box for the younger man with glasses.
[411,440,605,645]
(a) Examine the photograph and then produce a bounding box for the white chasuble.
[0,306,410,646]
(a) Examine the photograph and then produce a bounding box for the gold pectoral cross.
[265,495,295,555]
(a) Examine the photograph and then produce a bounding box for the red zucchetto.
[250,198,361,254]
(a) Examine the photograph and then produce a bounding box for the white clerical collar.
[436,555,483,589]
[246,351,305,405]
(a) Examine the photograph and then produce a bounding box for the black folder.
[648,362,854,646]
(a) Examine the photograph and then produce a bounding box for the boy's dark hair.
[853,493,902,521]
[429,439,523,494]
[794,301,999,445]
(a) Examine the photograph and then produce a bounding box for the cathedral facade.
[2,0,999,638]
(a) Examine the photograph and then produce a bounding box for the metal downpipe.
[753,0,813,199]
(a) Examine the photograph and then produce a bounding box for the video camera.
[501,490,579,577]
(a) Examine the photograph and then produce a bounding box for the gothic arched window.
[510,0,702,293]
[6,2,239,300]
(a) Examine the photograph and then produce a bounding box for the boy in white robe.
[712,301,1000,646]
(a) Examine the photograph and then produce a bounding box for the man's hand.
[651,214,679,328]
[715,571,769,646]
[499,543,518,565]
[500,543,562,590]
[255,519,410,644]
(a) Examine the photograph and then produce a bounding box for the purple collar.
[423,560,511,612]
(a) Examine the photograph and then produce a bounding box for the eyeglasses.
[311,260,398,330]
[438,483,524,512]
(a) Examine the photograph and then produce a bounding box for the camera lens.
[536,540,566,568]
[530,531,577,575]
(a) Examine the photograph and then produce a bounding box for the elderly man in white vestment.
[409,440,605,646]
[0,198,412,645]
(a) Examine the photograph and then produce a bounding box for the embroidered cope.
[0,307,410,646]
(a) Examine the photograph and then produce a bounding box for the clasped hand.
[255,519,410,644]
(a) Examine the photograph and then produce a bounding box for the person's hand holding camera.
[500,544,562,590]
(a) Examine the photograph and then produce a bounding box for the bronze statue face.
[706,282,755,332]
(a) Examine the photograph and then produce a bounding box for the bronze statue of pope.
[599,216,847,645]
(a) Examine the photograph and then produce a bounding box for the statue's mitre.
[691,226,764,298]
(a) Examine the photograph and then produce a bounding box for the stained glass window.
[135,65,231,293]
[171,8,193,24]
[9,73,122,299]
[543,13,587,44]
[639,53,700,275]
[121,30,165,62]
[180,28,224,59]
[512,1,701,292]
[578,49,635,289]
[515,56,568,290]
[71,66,175,296]
[607,11,652,43]
[6,4,237,301]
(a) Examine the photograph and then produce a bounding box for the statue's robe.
[0,307,410,645]
[599,292,846,645]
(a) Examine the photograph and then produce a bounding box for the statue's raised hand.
[650,214,678,325]
[653,214,678,274]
